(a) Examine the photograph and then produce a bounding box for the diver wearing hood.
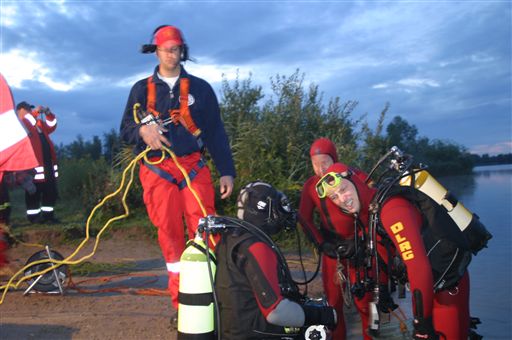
[317,163,471,340]
[215,181,337,339]
[299,139,379,340]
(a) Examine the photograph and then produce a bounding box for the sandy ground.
[0,228,408,340]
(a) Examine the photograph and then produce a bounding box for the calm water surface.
[440,164,512,339]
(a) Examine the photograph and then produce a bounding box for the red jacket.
[18,108,58,182]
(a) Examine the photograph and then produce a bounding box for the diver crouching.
[208,181,337,339]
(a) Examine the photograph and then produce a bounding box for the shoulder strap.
[170,78,202,137]
[319,198,336,231]
[147,75,202,138]
[146,76,160,117]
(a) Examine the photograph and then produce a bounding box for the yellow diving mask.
[315,172,344,199]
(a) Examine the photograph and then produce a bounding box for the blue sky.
[1,0,510,155]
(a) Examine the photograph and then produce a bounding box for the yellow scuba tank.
[400,170,472,229]
[177,234,216,339]
[399,169,492,253]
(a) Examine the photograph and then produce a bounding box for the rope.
[0,144,210,304]
[67,272,167,296]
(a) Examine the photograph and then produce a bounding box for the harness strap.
[146,76,201,137]
[169,78,201,137]
[143,158,206,190]
[320,198,336,231]
[146,76,160,117]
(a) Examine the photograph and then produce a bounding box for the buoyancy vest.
[373,185,473,291]
[215,230,301,339]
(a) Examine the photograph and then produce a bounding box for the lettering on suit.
[390,221,415,260]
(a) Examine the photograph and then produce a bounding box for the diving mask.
[315,172,344,199]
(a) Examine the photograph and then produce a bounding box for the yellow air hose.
[0,144,211,304]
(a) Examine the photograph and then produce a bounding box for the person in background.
[215,181,337,339]
[298,138,375,340]
[316,163,470,339]
[16,102,59,224]
[119,24,235,312]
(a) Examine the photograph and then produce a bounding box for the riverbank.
[0,226,416,339]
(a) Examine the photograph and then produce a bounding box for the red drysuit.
[299,165,373,340]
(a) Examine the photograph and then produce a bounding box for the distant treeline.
[471,153,512,166]
[54,70,476,215]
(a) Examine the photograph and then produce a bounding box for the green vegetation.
[9,70,474,237]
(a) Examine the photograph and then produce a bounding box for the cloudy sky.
[1,0,510,155]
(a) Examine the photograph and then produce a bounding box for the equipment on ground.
[23,246,67,295]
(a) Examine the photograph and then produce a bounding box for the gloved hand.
[335,238,355,258]
[320,240,355,259]
[303,305,337,330]
[413,317,439,340]
[320,241,339,259]
[45,111,55,120]
[377,285,398,313]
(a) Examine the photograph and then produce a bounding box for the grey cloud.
[3,1,510,155]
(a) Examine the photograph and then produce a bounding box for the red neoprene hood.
[325,162,376,217]
[309,138,338,163]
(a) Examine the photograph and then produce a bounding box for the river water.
[440,164,512,339]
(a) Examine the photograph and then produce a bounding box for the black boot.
[27,212,43,224]
[42,211,60,224]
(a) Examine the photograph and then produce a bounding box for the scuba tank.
[177,233,216,340]
[399,169,492,254]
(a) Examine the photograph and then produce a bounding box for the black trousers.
[25,178,58,222]
[0,179,10,225]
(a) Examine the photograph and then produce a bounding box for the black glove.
[303,305,337,330]
[320,239,355,259]
[320,241,339,259]
[377,285,398,313]
[413,317,439,340]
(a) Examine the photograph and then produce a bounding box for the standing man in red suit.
[16,102,59,224]
[120,25,235,312]
[299,138,374,339]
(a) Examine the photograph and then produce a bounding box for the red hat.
[154,26,184,48]
[309,138,338,163]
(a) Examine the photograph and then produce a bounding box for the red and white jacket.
[18,108,58,182]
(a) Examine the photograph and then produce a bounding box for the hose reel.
[23,246,68,294]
